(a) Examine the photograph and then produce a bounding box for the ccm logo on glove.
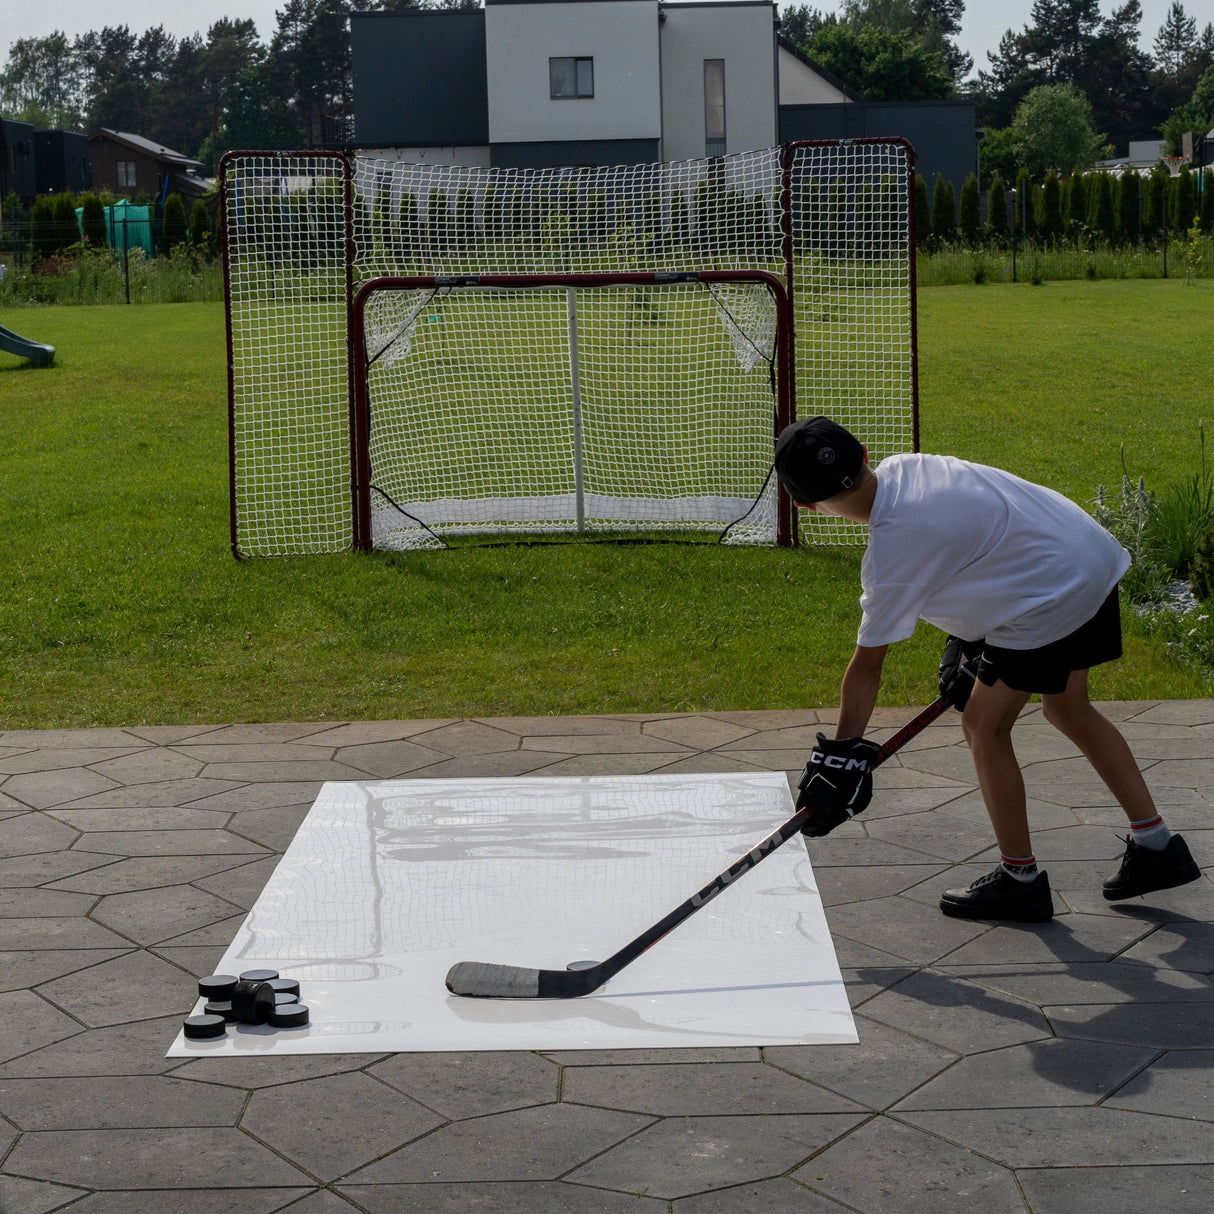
[809,750,874,772]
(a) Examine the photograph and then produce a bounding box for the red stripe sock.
[1001,854,1039,883]
[1129,814,1171,851]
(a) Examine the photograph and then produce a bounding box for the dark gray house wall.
[0,119,37,202]
[351,12,489,147]
[34,130,91,194]
[780,101,978,190]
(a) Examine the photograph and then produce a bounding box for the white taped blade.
[445,962,542,999]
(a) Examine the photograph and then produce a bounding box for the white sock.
[1129,814,1172,852]
[1001,854,1039,883]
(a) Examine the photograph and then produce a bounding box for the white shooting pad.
[167,772,856,1056]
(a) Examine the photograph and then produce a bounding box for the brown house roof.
[88,128,204,172]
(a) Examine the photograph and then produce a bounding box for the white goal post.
[221,141,917,556]
[351,270,794,549]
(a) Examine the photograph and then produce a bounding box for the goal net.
[222,141,915,556]
[353,271,792,549]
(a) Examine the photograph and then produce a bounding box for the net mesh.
[223,142,914,555]
[359,277,783,548]
[223,153,353,556]
[787,141,914,546]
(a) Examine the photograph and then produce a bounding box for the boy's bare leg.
[1040,668,1157,822]
[962,678,1034,857]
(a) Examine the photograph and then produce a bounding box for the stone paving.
[1,700,1211,1213]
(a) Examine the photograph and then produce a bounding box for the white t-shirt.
[857,453,1130,650]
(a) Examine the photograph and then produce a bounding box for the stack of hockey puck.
[182,969,310,1040]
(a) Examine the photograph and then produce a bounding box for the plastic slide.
[0,322,55,367]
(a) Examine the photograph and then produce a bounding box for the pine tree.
[958,174,982,246]
[162,193,188,250]
[188,199,212,252]
[913,173,931,250]
[986,171,1011,241]
[1014,167,1035,240]
[931,176,956,246]
[1173,163,1197,232]
[1087,172,1116,241]
[1065,171,1088,240]
[1142,165,1170,241]
[1154,2,1198,84]
[81,193,108,249]
[1039,171,1064,244]
[52,194,80,251]
[1116,171,1141,243]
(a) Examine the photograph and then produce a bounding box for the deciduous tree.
[1012,83,1104,176]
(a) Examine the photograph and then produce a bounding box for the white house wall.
[659,3,777,162]
[777,45,853,105]
[485,1,663,146]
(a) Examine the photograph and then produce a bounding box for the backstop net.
[222,141,915,555]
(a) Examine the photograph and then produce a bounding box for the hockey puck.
[238,968,279,983]
[268,977,300,997]
[269,1003,310,1029]
[273,990,298,1006]
[230,979,276,1024]
[204,999,236,1022]
[197,974,238,1000]
[183,1013,228,1040]
[566,960,601,972]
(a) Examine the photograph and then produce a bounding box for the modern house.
[350,0,977,187]
[0,118,37,203]
[87,129,210,200]
[34,130,91,195]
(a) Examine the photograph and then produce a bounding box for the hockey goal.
[352,271,793,549]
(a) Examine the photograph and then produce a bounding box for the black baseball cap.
[773,417,865,503]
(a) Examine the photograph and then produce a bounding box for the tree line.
[0,1,477,173]
[780,2,1214,175]
[3,1,1213,182]
[921,163,1214,251]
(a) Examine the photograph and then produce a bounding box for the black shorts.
[975,587,1123,696]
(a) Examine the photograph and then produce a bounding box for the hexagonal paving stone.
[4,1126,311,1189]
[241,1071,445,1182]
[347,1104,652,1184]
[0,1016,184,1079]
[562,1062,865,1117]
[765,1015,958,1111]
[570,1113,866,1200]
[90,885,244,946]
[369,1050,559,1119]
[0,1075,245,1130]
[37,951,198,1027]
[339,1180,667,1212]
[792,1115,1025,1214]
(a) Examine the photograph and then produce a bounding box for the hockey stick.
[445,691,956,999]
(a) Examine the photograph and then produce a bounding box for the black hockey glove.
[796,732,883,837]
[938,635,984,712]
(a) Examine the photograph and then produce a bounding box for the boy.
[774,416,1201,922]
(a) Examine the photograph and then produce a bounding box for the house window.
[116,161,137,189]
[550,57,594,99]
[704,60,726,157]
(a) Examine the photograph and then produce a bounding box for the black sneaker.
[1102,834,1201,901]
[939,867,1054,922]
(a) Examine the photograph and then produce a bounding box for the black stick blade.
[446,960,607,999]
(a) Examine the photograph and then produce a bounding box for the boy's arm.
[836,644,887,739]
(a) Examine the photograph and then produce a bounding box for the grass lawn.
[1,279,1210,729]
